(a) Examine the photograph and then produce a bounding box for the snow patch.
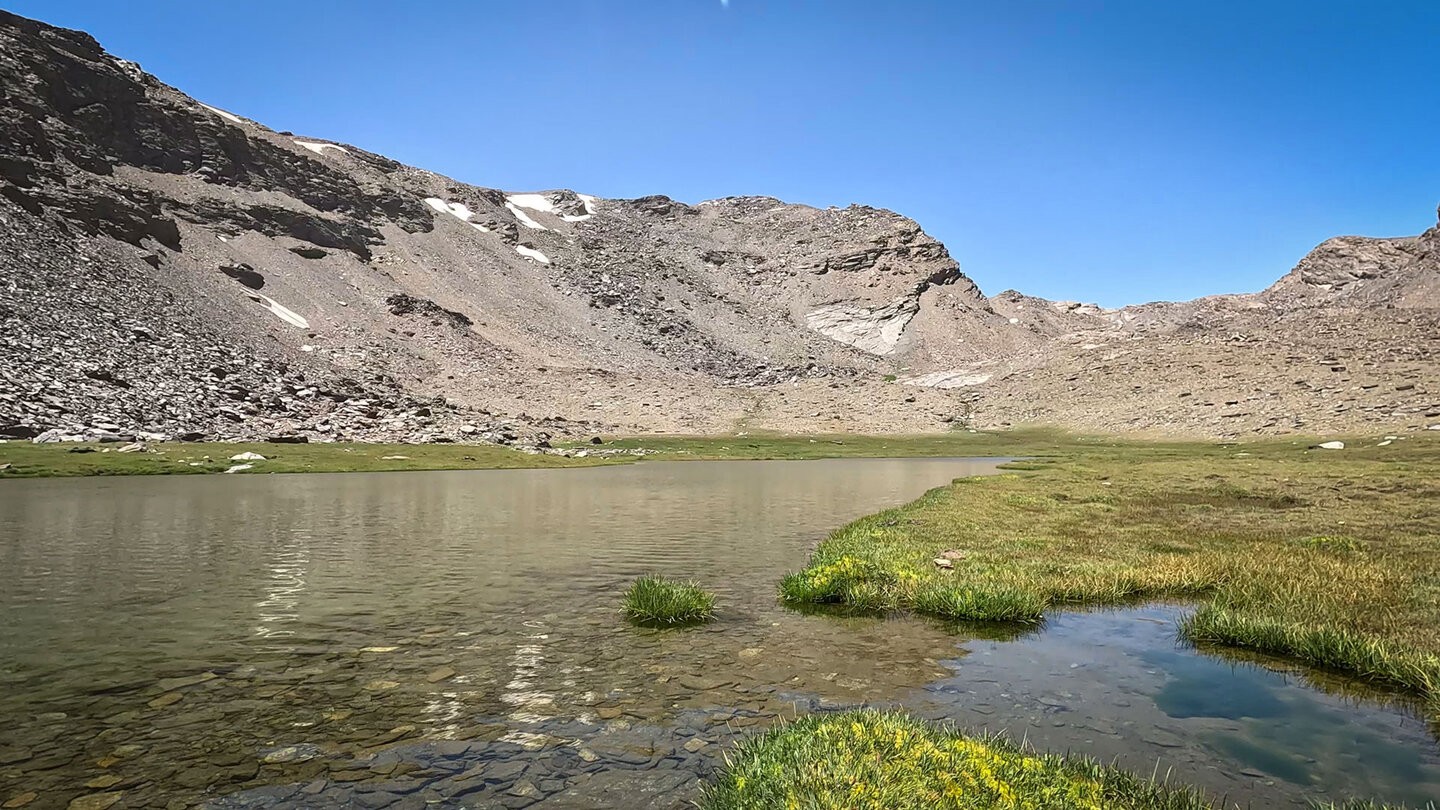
[295,140,348,156]
[506,194,556,214]
[246,292,310,329]
[506,192,598,224]
[424,198,489,232]
[505,202,548,231]
[425,198,475,221]
[515,245,550,264]
[199,103,243,124]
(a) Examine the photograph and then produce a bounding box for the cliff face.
[1,9,1436,443]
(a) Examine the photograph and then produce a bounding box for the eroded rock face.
[806,297,921,356]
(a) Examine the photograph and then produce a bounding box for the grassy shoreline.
[777,434,1440,714]
[0,428,1073,478]
[703,710,1216,810]
[702,710,1410,810]
[0,440,624,477]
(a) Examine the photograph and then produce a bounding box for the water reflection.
[920,604,1440,808]
[254,536,310,639]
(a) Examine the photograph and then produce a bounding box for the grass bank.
[703,710,1411,810]
[703,710,1215,810]
[579,427,1076,460]
[0,441,620,477]
[0,427,1070,478]
[779,434,1440,708]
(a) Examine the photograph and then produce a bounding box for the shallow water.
[0,460,1436,810]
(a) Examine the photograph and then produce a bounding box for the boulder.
[219,263,265,290]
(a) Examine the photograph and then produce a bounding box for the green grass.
[0,427,1075,478]
[567,427,1078,461]
[0,441,621,477]
[777,434,1440,712]
[622,575,717,627]
[702,710,1216,810]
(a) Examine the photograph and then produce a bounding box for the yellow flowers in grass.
[703,710,1213,810]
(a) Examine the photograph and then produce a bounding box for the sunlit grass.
[0,440,620,477]
[778,435,1440,713]
[702,710,1216,810]
[623,575,717,627]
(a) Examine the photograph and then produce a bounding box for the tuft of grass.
[776,434,1440,716]
[913,583,1048,624]
[702,709,1216,810]
[622,575,717,627]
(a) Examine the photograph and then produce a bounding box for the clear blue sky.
[10,1,1438,306]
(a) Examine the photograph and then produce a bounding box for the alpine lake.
[2,459,1437,809]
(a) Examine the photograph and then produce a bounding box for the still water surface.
[1,460,1436,809]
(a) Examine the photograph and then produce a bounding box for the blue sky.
[11,1,1438,306]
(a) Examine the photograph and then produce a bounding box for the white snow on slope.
[506,194,556,213]
[505,202,548,231]
[515,245,550,264]
[295,140,348,156]
[199,103,243,124]
[507,192,598,223]
[246,292,310,329]
[425,198,475,220]
[424,198,490,232]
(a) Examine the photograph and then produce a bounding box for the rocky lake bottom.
[1,460,1437,810]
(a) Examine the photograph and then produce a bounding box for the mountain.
[1,10,1436,445]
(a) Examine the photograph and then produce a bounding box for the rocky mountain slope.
[1,10,1436,445]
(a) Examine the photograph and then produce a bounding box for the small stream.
[0,460,1436,809]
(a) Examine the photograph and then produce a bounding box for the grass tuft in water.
[623,575,716,627]
[702,710,1216,810]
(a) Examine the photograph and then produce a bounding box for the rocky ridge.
[0,9,1437,444]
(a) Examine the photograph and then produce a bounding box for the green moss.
[702,710,1215,810]
[622,575,717,627]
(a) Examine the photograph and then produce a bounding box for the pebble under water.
[1,460,1437,810]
